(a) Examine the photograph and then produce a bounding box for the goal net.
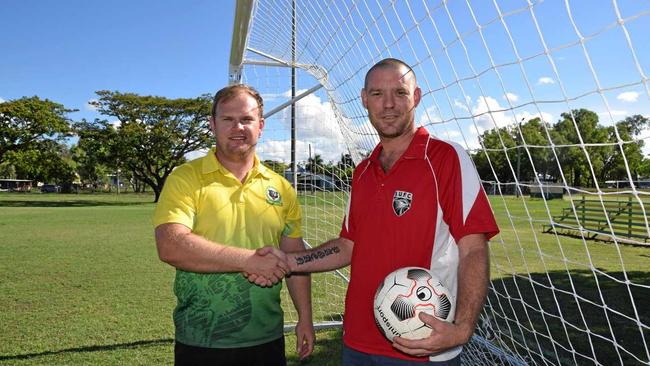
[230,1,650,364]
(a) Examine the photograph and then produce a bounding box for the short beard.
[377,129,406,139]
[215,141,258,161]
[372,117,414,139]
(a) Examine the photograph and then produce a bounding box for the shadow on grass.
[1,333,342,364]
[0,200,152,208]
[0,338,173,361]
[487,269,650,365]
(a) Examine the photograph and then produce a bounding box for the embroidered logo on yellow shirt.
[266,186,282,205]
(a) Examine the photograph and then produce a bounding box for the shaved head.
[364,58,416,89]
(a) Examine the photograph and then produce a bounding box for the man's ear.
[361,88,368,109]
[209,116,217,135]
[413,87,422,108]
[259,118,265,137]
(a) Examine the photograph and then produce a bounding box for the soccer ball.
[373,267,455,341]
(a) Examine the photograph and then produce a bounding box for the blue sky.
[2,0,649,164]
[1,0,235,122]
[239,0,650,163]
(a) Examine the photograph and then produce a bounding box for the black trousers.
[175,337,286,366]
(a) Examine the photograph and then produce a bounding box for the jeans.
[342,344,461,366]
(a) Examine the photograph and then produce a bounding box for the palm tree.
[306,154,324,174]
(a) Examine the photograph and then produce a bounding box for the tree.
[474,111,603,187]
[0,161,16,179]
[473,125,516,183]
[89,91,213,202]
[0,96,76,184]
[0,96,74,163]
[262,160,288,175]
[552,109,609,187]
[336,153,355,178]
[602,115,649,182]
[7,140,76,185]
[332,153,355,189]
[638,159,650,179]
[73,119,117,188]
[473,108,645,189]
[305,154,324,174]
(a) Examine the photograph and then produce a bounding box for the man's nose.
[383,94,394,108]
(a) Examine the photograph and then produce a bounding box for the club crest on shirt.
[266,186,282,206]
[392,190,413,217]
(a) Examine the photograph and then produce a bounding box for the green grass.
[0,192,343,365]
[1,192,648,365]
[486,195,650,365]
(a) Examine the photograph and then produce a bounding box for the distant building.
[605,180,650,189]
[0,179,33,192]
[529,183,564,199]
[298,173,337,191]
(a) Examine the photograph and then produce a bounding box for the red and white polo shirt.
[340,127,499,362]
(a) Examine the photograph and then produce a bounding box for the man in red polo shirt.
[254,58,499,365]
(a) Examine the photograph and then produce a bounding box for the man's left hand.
[295,318,315,360]
[391,312,471,357]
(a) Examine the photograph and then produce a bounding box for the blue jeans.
[342,344,461,366]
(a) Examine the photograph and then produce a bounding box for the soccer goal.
[229,1,650,364]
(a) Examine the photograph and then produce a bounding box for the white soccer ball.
[373,266,455,341]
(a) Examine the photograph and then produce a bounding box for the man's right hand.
[242,246,290,287]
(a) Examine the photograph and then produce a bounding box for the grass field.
[1,192,648,365]
[0,192,342,365]
[487,194,650,365]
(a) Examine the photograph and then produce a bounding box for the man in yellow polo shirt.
[153,84,314,366]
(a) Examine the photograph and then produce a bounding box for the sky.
[1,0,235,123]
[2,0,650,166]
[243,0,650,163]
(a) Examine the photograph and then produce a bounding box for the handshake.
[243,246,295,287]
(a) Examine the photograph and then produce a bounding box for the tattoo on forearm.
[295,246,341,266]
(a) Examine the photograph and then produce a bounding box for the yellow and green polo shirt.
[152,148,302,348]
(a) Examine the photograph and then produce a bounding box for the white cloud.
[260,93,284,102]
[453,98,470,112]
[424,124,470,148]
[639,125,650,156]
[504,92,519,103]
[537,77,555,85]
[445,129,462,138]
[440,129,464,144]
[257,91,348,163]
[516,111,554,125]
[185,148,209,162]
[597,110,628,122]
[86,99,99,111]
[0,97,5,103]
[616,91,639,103]
[471,96,553,133]
[110,120,121,128]
[256,140,290,162]
[418,105,442,125]
[472,96,510,131]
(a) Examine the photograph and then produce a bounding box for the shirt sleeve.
[340,163,363,241]
[438,142,499,242]
[339,189,354,240]
[152,166,197,230]
[282,180,303,238]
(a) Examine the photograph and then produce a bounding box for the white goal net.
[230,0,650,365]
